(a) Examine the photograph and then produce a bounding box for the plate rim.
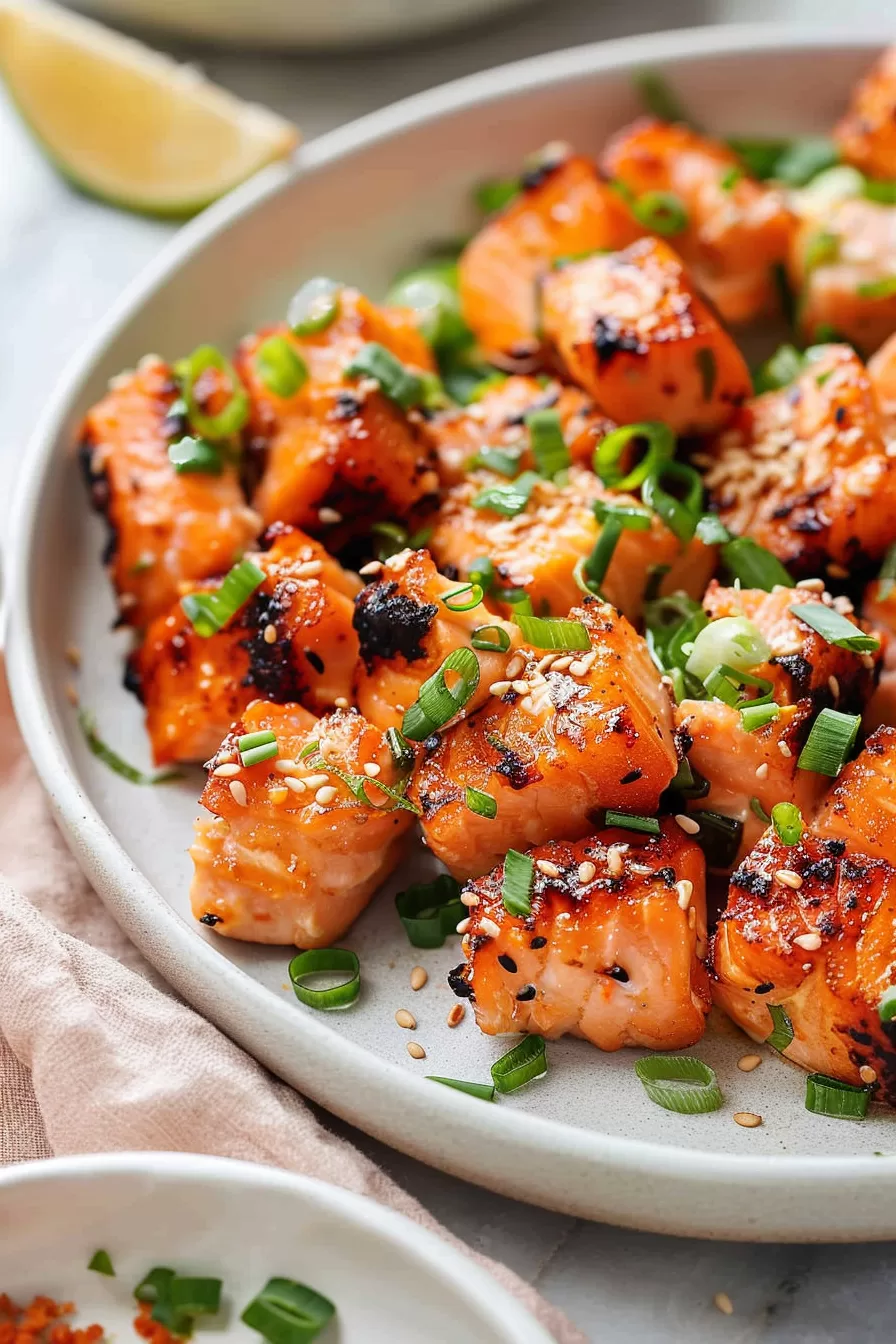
[8,21,896,1240]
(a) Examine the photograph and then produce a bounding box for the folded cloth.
[0,665,583,1343]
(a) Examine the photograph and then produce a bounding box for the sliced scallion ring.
[386,727,415,772]
[79,710,180,786]
[765,1002,795,1053]
[788,603,880,654]
[466,786,497,818]
[526,407,570,479]
[740,702,781,733]
[502,848,534,917]
[771,801,804,846]
[385,264,471,355]
[88,1250,115,1276]
[395,875,464,948]
[344,342,424,410]
[491,1035,547,1094]
[370,519,409,561]
[471,624,512,653]
[442,583,484,613]
[695,513,733,546]
[634,1055,723,1114]
[513,614,590,652]
[857,276,896,300]
[721,536,793,591]
[168,435,222,475]
[632,190,688,235]
[175,344,250,440]
[255,335,309,399]
[472,446,521,477]
[169,1279,222,1318]
[468,556,495,595]
[475,176,522,214]
[797,708,860,777]
[241,1276,336,1344]
[402,647,481,741]
[471,470,540,517]
[685,616,770,684]
[289,949,361,1010]
[181,558,266,638]
[238,730,278,768]
[805,1072,871,1121]
[878,987,896,1022]
[604,810,660,836]
[642,460,704,542]
[427,1076,496,1101]
[703,663,773,709]
[593,421,675,492]
[635,69,693,124]
[287,276,341,335]
[878,541,896,601]
[750,797,772,824]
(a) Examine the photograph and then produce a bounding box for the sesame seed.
[285,777,307,794]
[334,697,350,709]
[568,660,587,677]
[318,507,342,524]
[737,1054,762,1072]
[447,1004,466,1028]
[861,653,876,670]
[776,869,804,890]
[536,859,561,878]
[688,905,696,929]
[315,785,338,806]
[777,741,793,758]
[229,780,248,807]
[269,785,289,806]
[578,861,596,884]
[506,654,525,679]
[755,762,769,780]
[479,917,501,939]
[359,560,383,577]
[629,862,653,875]
[536,654,558,673]
[796,578,825,592]
[364,762,381,777]
[676,879,693,910]
[217,750,236,765]
[860,1064,877,1084]
[552,656,574,671]
[489,680,512,696]
[395,1008,416,1029]
[65,682,79,706]
[460,891,480,907]
[714,1292,735,1315]
[65,643,81,668]
[407,1042,426,1060]
[828,675,840,699]
[511,679,530,695]
[302,773,330,789]
[827,562,849,579]
[297,559,323,578]
[607,846,625,877]
[410,966,428,991]
[213,763,242,778]
[263,623,277,645]
[200,662,216,677]
[674,813,701,835]
[456,917,471,934]
[793,931,821,950]
[733,1112,762,1128]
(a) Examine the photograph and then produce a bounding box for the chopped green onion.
[302,748,419,817]
[604,810,661,836]
[750,797,772,824]
[668,757,710,801]
[804,230,840,272]
[802,164,865,207]
[475,177,521,214]
[427,1076,496,1101]
[287,276,341,335]
[642,461,704,542]
[288,948,361,1010]
[441,357,504,405]
[772,138,839,186]
[386,726,415,773]
[878,986,896,1022]
[727,136,790,180]
[344,342,424,410]
[513,613,590,652]
[703,663,773,709]
[685,616,770,683]
[238,729,278,768]
[181,558,266,638]
[88,1250,115,1276]
[79,710,180,786]
[169,1280,222,1318]
[632,190,688,235]
[798,708,860,777]
[788,603,880,653]
[471,624,511,653]
[593,499,654,531]
[468,556,495,594]
[402,647,481,741]
[386,264,472,355]
[594,421,675,492]
[134,1268,218,1337]
[634,1055,723,1114]
[635,69,692,124]
[771,802,804,846]
[691,811,743,868]
[644,593,708,680]
[441,583,483,613]
[766,1002,795,1053]
[395,874,464,948]
[471,470,540,517]
[466,786,497,818]
[805,1072,871,1121]
[753,343,806,394]
[255,335,309,400]
[299,740,320,760]
[856,276,896,300]
[168,436,222,475]
[370,520,408,561]
[878,541,896,600]
[472,446,521,477]
[551,248,608,269]
[721,536,793,591]
[740,701,781,732]
[696,348,717,401]
[175,344,250,440]
[491,1034,547,1093]
[720,166,742,191]
[502,587,534,618]
[241,1276,336,1344]
[579,501,653,593]
[135,1268,176,1304]
[527,407,570,478]
[502,848,534,917]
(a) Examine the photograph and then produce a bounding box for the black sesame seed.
[498,953,518,974]
[199,913,222,927]
[516,984,537,1001]
[620,768,643,785]
[605,965,629,982]
[754,981,774,994]
[530,936,547,949]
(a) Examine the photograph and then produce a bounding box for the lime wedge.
[0,1,299,216]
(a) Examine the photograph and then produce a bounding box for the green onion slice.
[175,344,250,441]
[878,986,896,1022]
[134,1267,175,1304]
[513,613,590,652]
[386,726,415,772]
[370,519,409,561]
[238,730,278,768]
[750,797,772,824]
[475,177,522,214]
[703,664,773,709]
[594,421,675,492]
[526,407,570,478]
[169,1279,222,1318]
[805,230,840,272]
[772,137,839,186]
[635,69,692,124]
[427,1076,496,1101]
[468,556,495,594]
[593,499,654,531]
[491,1035,547,1094]
[721,536,793,592]
[668,757,710,801]
[88,1250,115,1276]
[695,513,733,546]
[740,702,781,733]
[471,470,540,517]
[604,810,660,836]
[442,583,483,613]
[788,602,880,654]
[720,166,742,191]
[466,786,497,818]
[632,190,688,235]
[133,1268,197,1336]
[753,343,806,394]
[472,446,521,477]
[345,342,424,410]
[685,616,770,683]
[502,587,534,617]
[182,558,266,638]
[401,647,481,741]
[797,708,860,777]
[642,461,704,542]
[857,276,896,300]
[395,874,464,948]
[79,710,180,786]
[168,436,222,475]
[644,593,708,679]
[727,136,790,180]
[241,1276,336,1344]
[502,848,534,917]
[765,1002,795,1053]
[471,624,511,653]
[255,335,309,399]
[634,1055,723,1114]
[772,801,804,846]
[878,541,896,601]
[692,811,743,868]
[288,949,361,1010]
[287,276,341,335]
[385,264,471,355]
[805,1072,871,1121]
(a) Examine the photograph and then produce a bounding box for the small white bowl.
[0,1152,552,1344]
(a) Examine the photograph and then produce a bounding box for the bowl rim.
[7,22,896,1238]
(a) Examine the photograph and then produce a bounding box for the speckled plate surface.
[8,25,896,1241]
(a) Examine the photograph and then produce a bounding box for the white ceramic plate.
[8,25,896,1242]
[0,1152,551,1343]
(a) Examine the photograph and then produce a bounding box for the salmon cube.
[835,46,896,181]
[814,726,896,863]
[861,577,896,730]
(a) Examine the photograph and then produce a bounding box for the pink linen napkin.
[0,664,583,1343]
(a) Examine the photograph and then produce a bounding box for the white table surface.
[2,1,895,1338]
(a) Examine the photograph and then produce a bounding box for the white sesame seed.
[359,560,383,577]
[334,697,350,709]
[489,680,512,696]
[395,1008,416,1029]
[456,917,471,934]
[793,931,821,950]
[479,917,501,939]
[200,661,216,677]
[688,905,697,928]
[216,750,236,765]
[607,846,625,877]
[796,578,825,592]
[297,559,323,578]
[364,762,381,777]
[860,1064,877,1084]
[536,859,561,878]
[407,1042,426,1059]
[755,763,769,780]
[284,777,307,794]
[318,507,342,524]
[674,813,701,836]
[738,1054,762,1072]
[568,660,587,677]
[776,870,804,890]
[229,780,248,807]
[460,891,480,907]
[213,763,242,778]
[447,1003,466,1028]
[733,1112,762,1129]
[828,675,840,699]
[536,654,558,673]
[302,773,330,789]
[552,656,574,671]
[861,653,876,670]
[410,966,428,991]
[578,861,596,884]
[506,654,525,679]
[629,862,654,875]
[676,879,694,910]
[714,1292,735,1315]
[263,623,277,644]
[511,679,530,695]
[315,785,338,806]
[827,562,849,579]
[778,741,793,758]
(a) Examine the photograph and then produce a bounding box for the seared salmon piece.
[428,463,715,623]
[677,582,880,861]
[814,726,896,863]
[241,287,439,531]
[539,238,751,434]
[449,822,710,1050]
[80,356,260,629]
[190,702,415,947]
[352,547,519,733]
[427,375,611,486]
[702,344,896,575]
[458,151,643,360]
[130,526,361,765]
[712,824,896,1104]
[835,46,896,181]
[602,118,794,324]
[410,598,678,879]
[861,577,896,729]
